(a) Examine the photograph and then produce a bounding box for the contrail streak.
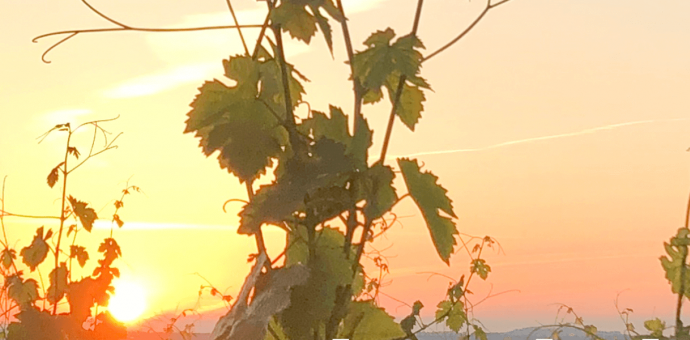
[391,118,690,159]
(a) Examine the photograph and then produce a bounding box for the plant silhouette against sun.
[0,117,139,340]
[30,0,518,339]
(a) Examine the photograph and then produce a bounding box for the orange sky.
[2,0,690,333]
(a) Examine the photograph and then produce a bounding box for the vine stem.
[335,0,363,120]
[675,184,690,337]
[422,0,513,63]
[225,0,250,56]
[378,0,424,164]
[52,128,72,314]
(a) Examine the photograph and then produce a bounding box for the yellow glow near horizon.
[108,280,147,323]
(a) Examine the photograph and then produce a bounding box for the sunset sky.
[2,0,690,333]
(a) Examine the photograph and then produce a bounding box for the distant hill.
[417,327,628,340]
[127,327,628,340]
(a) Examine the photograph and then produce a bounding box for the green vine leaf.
[473,325,488,340]
[435,300,466,332]
[297,105,372,169]
[660,228,690,297]
[338,301,406,340]
[352,28,429,130]
[385,73,426,131]
[1,248,16,269]
[47,262,68,304]
[68,196,98,232]
[239,138,355,234]
[20,227,50,271]
[185,53,307,183]
[272,2,318,43]
[358,163,397,220]
[271,0,344,52]
[400,301,423,336]
[644,318,665,338]
[398,158,459,264]
[471,259,491,280]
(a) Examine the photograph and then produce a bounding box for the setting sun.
[108,280,147,323]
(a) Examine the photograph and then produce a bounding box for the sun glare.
[108,280,147,323]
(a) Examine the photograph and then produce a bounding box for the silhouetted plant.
[0,117,138,340]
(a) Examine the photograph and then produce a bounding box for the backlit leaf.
[338,301,406,340]
[385,73,426,131]
[473,325,488,340]
[185,53,307,183]
[660,228,690,297]
[644,318,665,338]
[70,245,89,268]
[435,300,466,332]
[471,259,491,280]
[7,275,39,308]
[398,158,459,264]
[68,196,97,232]
[1,248,16,269]
[67,146,80,159]
[47,262,68,304]
[46,162,63,188]
[359,163,397,220]
[20,227,49,271]
[271,2,318,43]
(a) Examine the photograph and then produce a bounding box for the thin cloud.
[103,62,218,99]
[38,108,93,126]
[392,118,690,159]
[106,0,388,99]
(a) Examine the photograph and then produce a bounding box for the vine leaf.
[352,28,429,130]
[435,300,466,332]
[67,276,113,323]
[400,301,423,336]
[473,325,488,340]
[185,53,307,183]
[644,318,665,338]
[47,262,68,304]
[47,162,64,188]
[239,138,355,234]
[271,0,344,53]
[98,238,121,267]
[1,248,16,269]
[338,301,406,339]
[471,259,491,280]
[660,227,690,297]
[398,158,458,264]
[70,245,89,268]
[385,73,426,131]
[68,196,98,232]
[358,163,397,220]
[6,274,39,308]
[20,227,51,271]
[297,105,373,170]
[272,2,318,43]
[67,146,80,159]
